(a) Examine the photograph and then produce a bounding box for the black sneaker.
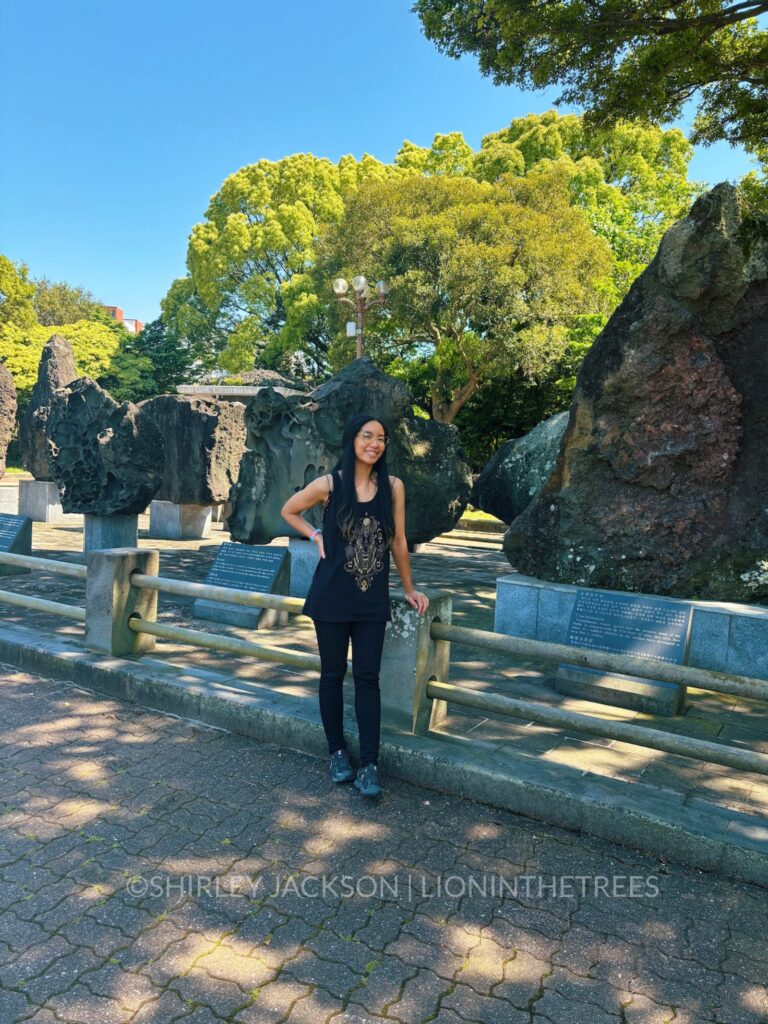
[330,749,354,784]
[353,763,382,798]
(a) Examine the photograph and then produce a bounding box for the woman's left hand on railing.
[405,589,430,614]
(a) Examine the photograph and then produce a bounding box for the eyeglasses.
[358,430,388,447]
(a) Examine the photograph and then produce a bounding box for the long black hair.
[333,413,395,543]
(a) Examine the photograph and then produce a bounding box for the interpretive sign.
[556,588,693,715]
[0,513,32,578]
[193,543,291,629]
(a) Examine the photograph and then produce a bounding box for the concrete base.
[18,480,65,523]
[148,500,212,540]
[496,573,768,711]
[0,488,18,515]
[83,515,138,553]
[288,537,320,598]
[193,598,288,630]
[495,574,689,714]
[554,666,684,715]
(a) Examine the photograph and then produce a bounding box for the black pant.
[313,619,387,767]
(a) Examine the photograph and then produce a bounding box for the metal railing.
[2,546,768,778]
[0,552,86,622]
[427,621,768,777]
[128,571,321,670]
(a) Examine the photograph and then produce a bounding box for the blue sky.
[0,0,759,325]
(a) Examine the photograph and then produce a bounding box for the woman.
[281,413,429,799]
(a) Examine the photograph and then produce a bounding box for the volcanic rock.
[47,378,165,515]
[19,333,78,480]
[472,412,568,523]
[228,356,472,544]
[0,361,17,479]
[139,395,246,505]
[503,183,768,601]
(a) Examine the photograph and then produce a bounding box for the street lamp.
[333,275,389,360]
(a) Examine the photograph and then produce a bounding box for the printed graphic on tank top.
[302,469,392,622]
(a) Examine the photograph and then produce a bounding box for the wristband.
[309,528,322,541]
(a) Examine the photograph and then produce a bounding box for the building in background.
[103,306,143,334]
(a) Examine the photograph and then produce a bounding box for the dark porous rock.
[229,356,472,545]
[0,362,17,479]
[47,378,165,515]
[19,333,78,480]
[472,411,569,524]
[138,395,246,505]
[504,183,768,601]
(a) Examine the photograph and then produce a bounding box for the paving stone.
[0,987,35,1022]
[231,980,314,1023]
[282,949,364,999]
[130,988,192,1023]
[45,983,129,1024]
[440,981,529,1023]
[0,653,766,1024]
[533,988,622,1024]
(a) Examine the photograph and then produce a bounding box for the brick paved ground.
[1,663,767,1024]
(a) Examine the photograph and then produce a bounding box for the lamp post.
[333,276,389,360]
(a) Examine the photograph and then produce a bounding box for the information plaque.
[193,543,291,629]
[0,513,32,578]
[556,588,693,715]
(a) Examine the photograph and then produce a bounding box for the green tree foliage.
[173,152,394,375]
[32,278,108,326]
[413,0,768,152]
[318,170,613,423]
[0,320,150,405]
[399,112,700,293]
[0,256,36,331]
[118,317,201,399]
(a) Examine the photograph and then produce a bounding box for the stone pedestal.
[148,500,212,540]
[288,537,320,598]
[495,574,690,715]
[18,480,64,522]
[0,487,17,515]
[84,515,138,553]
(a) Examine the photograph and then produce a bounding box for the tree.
[124,317,200,398]
[467,111,700,293]
[0,320,147,404]
[0,256,36,331]
[171,152,394,376]
[318,169,613,422]
[33,278,107,326]
[413,0,768,151]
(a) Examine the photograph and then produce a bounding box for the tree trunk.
[431,375,480,424]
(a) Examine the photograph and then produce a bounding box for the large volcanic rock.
[19,334,78,480]
[0,362,17,479]
[472,412,569,523]
[139,395,246,505]
[228,356,472,545]
[504,183,768,601]
[47,378,165,515]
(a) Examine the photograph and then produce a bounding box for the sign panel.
[193,543,290,629]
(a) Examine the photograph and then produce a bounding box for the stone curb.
[1,622,766,889]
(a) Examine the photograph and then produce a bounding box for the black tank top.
[302,469,392,622]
